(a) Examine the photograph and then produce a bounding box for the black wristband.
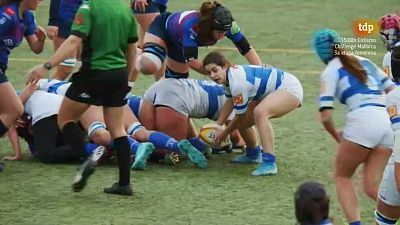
[43,62,52,70]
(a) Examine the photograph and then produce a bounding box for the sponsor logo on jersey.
[233,94,243,104]
[388,105,398,118]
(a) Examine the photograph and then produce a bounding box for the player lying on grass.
[36,78,207,169]
[2,82,108,164]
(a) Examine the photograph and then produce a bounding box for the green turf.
[0,0,397,224]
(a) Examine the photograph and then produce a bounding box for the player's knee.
[127,122,145,137]
[132,129,151,142]
[253,105,269,120]
[88,121,110,146]
[363,180,378,199]
[375,210,398,225]
[137,43,166,75]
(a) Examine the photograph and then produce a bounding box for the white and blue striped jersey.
[386,86,400,163]
[143,78,226,120]
[224,64,284,114]
[319,56,395,112]
[37,78,71,96]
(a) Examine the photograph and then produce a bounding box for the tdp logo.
[358,23,373,33]
[352,19,378,37]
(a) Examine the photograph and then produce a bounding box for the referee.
[27,0,139,196]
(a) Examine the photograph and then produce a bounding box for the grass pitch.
[0,0,397,224]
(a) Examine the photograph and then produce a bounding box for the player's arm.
[319,109,341,143]
[127,43,138,84]
[319,70,341,143]
[25,25,46,54]
[188,59,207,75]
[243,48,262,65]
[24,11,46,54]
[2,127,22,161]
[227,22,262,65]
[19,82,39,104]
[394,129,400,192]
[216,100,234,125]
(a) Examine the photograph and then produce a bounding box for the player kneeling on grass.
[202,51,303,176]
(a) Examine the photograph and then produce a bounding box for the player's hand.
[26,65,48,84]
[2,155,21,161]
[36,25,47,42]
[134,0,148,12]
[14,118,26,129]
[214,125,227,145]
[46,25,59,40]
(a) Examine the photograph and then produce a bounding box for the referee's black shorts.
[66,68,131,107]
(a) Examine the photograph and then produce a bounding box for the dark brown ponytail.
[197,1,222,45]
[335,47,367,83]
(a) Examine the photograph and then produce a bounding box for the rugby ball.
[198,124,231,148]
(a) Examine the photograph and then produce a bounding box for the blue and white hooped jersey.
[319,56,395,112]
[225,64,285,115]
[126,95,143,119]
[143,78,226,120]
[165,10,245,62]
[195,79,226,120]
[37,79,71,96]
[0,3,36,67]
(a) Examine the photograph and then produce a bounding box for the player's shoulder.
[387,86,400,105]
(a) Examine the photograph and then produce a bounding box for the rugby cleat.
[89,146,106,162]
[72,159,97,192]
[231,154,261,164]
[251,162,278,176]
[104,182,133,196]
[131,142,155,170]
[178,139,207,169]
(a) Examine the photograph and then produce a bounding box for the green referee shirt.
[71,0,138,71]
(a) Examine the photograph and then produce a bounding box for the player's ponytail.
[335,47,368,84]
[198,1,226,45]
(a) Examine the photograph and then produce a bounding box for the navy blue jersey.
[165,10,245,62]
[0,3,36,67]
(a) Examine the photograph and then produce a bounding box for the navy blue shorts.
[0,66,8,84]
[53,21,72,39]
[132,0,167,14]
[147,12,186,63]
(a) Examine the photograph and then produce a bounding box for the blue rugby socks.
[148,132,180,153]
[189,137,207,153]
